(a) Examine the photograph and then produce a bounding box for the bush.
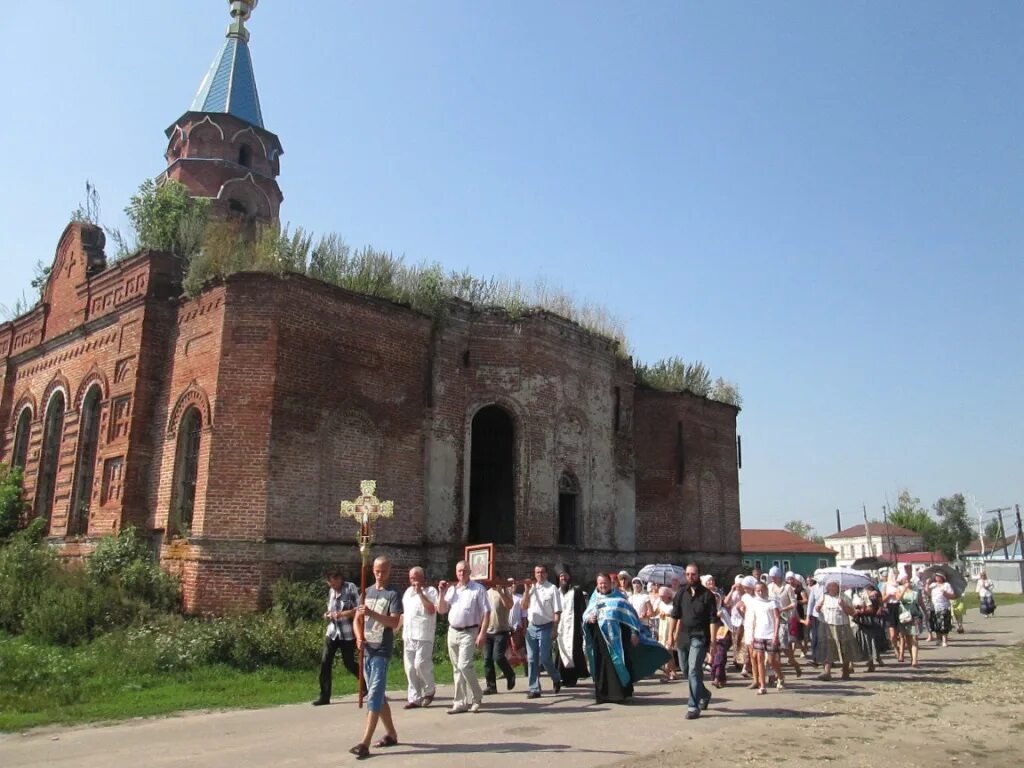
[19,562,148,647]
[0,464,28,540]
[271,576,325,626]
[87,526,180,612]
[0,519,57,634]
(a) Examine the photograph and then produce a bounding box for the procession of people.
[319,558,983,760]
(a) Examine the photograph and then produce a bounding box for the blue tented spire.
[189,1,264,128]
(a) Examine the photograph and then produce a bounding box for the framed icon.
[465,543,494,582]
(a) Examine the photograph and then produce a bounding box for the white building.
[823,523,924,568]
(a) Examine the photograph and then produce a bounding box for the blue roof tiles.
[190,34,264,128]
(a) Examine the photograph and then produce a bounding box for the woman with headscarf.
[976,571,996,618]
[810,580,866,680]
[653,585,678,681]
[928,573,956,647]
[582,573,671,704]
[852,584,885,672]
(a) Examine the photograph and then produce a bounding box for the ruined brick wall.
[424,305,635,580]
[0,227,182,548]
[633,389,742,575]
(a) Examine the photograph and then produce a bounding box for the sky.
[0,2,1021,538]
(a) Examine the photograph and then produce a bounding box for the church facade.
[0,2,742,613]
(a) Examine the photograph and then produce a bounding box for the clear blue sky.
[1,2,1021,537]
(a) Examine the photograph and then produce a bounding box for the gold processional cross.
[339,480,394,709]
[339,480,394,569]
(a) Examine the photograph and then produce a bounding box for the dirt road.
[2,605,1022,768]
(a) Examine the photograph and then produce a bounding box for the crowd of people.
[316,557,989,760]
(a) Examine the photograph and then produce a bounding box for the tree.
[126,179,209,258]
[784,519,825,544]
[983,519,1004,545]
[932,493,974,560]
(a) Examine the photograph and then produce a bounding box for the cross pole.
[339,480,394,708]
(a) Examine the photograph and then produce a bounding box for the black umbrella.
[850,556,893,571]
[920,564,967,597]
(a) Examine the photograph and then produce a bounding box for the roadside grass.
[0,632,471,732]
[960,592,1023,610]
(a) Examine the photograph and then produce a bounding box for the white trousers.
[403,637,436,703]
[447,627,482,708]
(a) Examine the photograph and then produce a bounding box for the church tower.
[161,0,283,222]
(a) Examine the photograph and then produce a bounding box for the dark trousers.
[318,635,358,700]
[484,631,515,689]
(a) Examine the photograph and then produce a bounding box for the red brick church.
[0,1,742,613]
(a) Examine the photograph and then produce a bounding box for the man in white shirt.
[400,566,438,709]
[437,560,490,714]
[519,564,562,698]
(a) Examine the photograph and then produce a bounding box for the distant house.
[962,537,1023,579]
[894,551,947,572]
[741,529,837,575]
[823,523,924,568]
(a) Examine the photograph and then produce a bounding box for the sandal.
[348,744,370,760]
[757,687,767,695]
[374,734,399,748]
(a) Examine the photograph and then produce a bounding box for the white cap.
[733,575,743,585]
[768,566,783,578]
[742,576,758,588]
[785,571,795,580]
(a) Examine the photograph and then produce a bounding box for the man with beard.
[583,573,670,704]
[555,565,589,687]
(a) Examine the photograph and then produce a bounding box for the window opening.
[170,407,203,536]
[468,405,515,545]
[12,407,31,469]
[69,387,102,535]
[557,472,579,546]
[238,144,252,168]
[36,391,66,529]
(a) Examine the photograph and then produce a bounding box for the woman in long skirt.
[977,571,996,617]
[812,581,866,680]
[852,586,885,671]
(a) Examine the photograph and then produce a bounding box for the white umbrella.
[636,563,685,586]
[814,566,874,590]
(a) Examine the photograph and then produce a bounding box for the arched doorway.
[468,405,515,544]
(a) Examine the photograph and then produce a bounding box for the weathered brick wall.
[633,388,742,574]
[0,230,181,542]
[424,305,635,580]
[2,241,743,611]
[261,274,432,549]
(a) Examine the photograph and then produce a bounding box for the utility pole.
[1015,504,1023,559]
[997,510,1011,559]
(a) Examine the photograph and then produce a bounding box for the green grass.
[0,633,465,732]
[960,592,1024,610]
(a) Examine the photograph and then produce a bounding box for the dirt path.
[2,606,1022,768]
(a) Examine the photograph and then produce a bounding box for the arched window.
[12,406,32,469]
[69,386,102,535]
[170,407,203,536]
[468,405,515,545]
[558,472,580,546]
[36,391,66,527]
[238,144,252,168]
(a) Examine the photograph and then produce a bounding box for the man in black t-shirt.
[350,556,403,760]
[670,562,718,720]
